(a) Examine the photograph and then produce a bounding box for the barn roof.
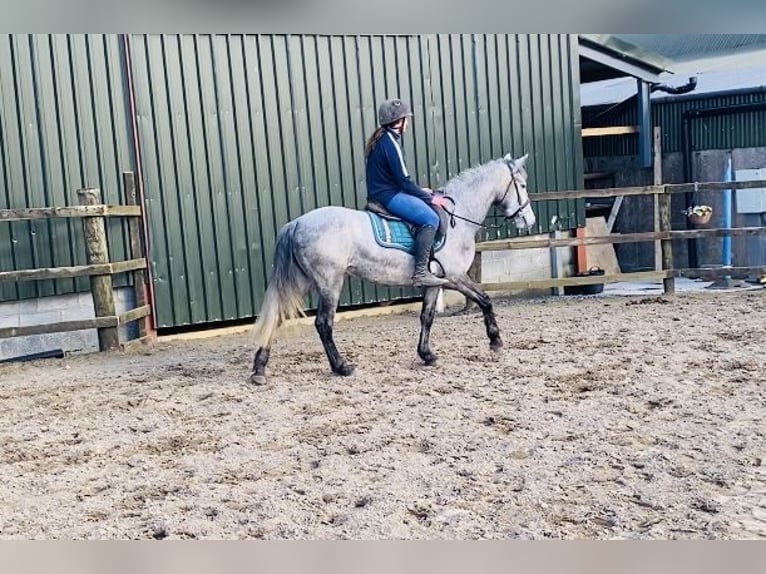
[581,34,766,107]
[579,34,672,84]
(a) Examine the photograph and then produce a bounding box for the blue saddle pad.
[367,212,446,254]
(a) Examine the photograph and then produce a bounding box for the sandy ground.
[1,289,765,540]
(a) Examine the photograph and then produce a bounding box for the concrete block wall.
[0,287,137,362]
[479,233,575,286]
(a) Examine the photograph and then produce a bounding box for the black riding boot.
[412,226,447,287]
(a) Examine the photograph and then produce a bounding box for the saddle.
[363,196,450,255]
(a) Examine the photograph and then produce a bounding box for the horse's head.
[498,153,536,231]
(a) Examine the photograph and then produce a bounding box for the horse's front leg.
[417,286,441,365]
[447,275,503,351]
[315,293,355,376]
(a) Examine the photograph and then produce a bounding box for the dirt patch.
[1,290,765,539]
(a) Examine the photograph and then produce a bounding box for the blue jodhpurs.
[384,192,439,229]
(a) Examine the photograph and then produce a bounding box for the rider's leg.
[384,193,446,287]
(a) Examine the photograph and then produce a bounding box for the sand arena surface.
[1,290,764,539]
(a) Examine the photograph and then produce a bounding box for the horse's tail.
[252,220,311,349]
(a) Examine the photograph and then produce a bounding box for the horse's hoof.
[421,353,438,366]
[249,373,267,386]
[334,362,355,377]
[490,339,503,352]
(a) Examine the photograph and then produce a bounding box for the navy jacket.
[365,128,431,206]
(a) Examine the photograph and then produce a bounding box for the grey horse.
[250,153,536,385]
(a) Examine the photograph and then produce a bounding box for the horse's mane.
[442,158,514,195]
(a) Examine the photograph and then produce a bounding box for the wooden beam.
[530,179,766,202]
[605,196,624,233]
[0,317,118,339]
[582,126,639,137]
[0,258,147,283]
[481,270,670,292]
[0,204,141,222]
[658,187,675,294]
[118,305,151,326]
[475,226,766,253]
[78,188,119,351]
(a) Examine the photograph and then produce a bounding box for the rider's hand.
[431,195,448,208]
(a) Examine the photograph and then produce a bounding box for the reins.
[441,162,529,230]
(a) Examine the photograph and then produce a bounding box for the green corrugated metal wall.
[583,89,766,157]
[129,34,584,328]
[0,34,135,303]
[1,34,584,329]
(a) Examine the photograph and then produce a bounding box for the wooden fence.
[0,172,152,351]
[470,178,766,297]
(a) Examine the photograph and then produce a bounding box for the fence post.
[122,171,149,339]
[78,187,120,351]
[658,185,675,294]
[653,126,663,272]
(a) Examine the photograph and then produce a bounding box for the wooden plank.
[78,188,120,351]
[118,305,151,326]
[582,125,638,137]
[605,195,624,233]
[530,179,766,202]
[480,270,670,292]
[672,227,766,239]
[533,185,662,201]
[476,231,669,251]
[0,317,118,339]
[0,258,147,283]
[0,205,141,222]
[474,227,766,253]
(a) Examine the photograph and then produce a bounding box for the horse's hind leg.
[250,346,271,385]
[315,285,355,377]
[417,286,441,365]
[448,274,503,351]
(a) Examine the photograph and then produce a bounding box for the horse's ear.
[516,153,529,169]
[503,152,512,162]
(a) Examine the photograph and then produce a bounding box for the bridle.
[442,161,530,230]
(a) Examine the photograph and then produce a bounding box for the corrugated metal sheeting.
[0,34,135,302]
[583,89,766,157]
[1,34,584,329]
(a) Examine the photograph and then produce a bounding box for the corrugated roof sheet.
[615,34,766,62]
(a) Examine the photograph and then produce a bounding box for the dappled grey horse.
[250,153,536,385]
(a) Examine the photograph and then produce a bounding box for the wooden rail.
[469,177,766,300]
[0,172,152,351]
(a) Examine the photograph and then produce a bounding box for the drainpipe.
[637,79,652,168]
[681,99,766,270]
[122,34,157,336]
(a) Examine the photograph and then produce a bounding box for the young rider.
[364,98,448,287]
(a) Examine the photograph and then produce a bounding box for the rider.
[364,98,448,287]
